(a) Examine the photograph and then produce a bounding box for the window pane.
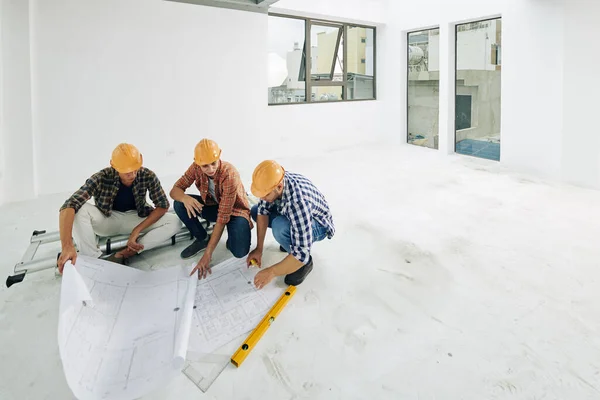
[455,18,502,161]
[348,26,374,100]
[311,86,343,102]
[268,16,306,104]
[407,28,440,148]
[311,25,342,81]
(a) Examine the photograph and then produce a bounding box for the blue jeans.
[174,195,251,258]
[250,205,328,257]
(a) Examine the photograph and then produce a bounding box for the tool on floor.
[230,284,296,368]
[6,211,213,288]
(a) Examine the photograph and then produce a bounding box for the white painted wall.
[0,0,4,206]
[10,0,388,202]
[561,0,600,188]
[1,0,37,203]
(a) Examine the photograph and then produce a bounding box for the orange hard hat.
[194,139,221,166]
[110,143,143,173]
[251,160,285,198]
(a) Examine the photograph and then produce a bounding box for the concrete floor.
[1,143,600,399]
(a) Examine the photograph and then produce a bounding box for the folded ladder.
[5,212,212,288]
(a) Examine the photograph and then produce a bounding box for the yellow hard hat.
[110,143,143,173]
[194,139,221,166]
[251,160,285,198]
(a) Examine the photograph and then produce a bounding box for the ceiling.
[165,0,280,13]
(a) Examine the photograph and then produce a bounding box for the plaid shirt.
[60,167,170,217]
[257,172,334,264]
[174,160,253,227]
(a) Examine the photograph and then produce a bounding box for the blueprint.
[58,255,196,400]
[187,257,284,357]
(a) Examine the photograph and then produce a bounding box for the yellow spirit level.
[230,285,296,367]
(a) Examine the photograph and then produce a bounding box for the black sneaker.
[181,237,209,259]
[280,245,287,252]
[284,256,313,286]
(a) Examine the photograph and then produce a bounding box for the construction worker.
[247,160,335,289]
[170,139,253,279]
[57,143,182,272]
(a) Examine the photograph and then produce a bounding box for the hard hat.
[110,143,143,173]
[251,160,285,198]
[194,139,222,166]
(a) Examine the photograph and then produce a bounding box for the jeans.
[174,195,251,258]
[250,205,328,259]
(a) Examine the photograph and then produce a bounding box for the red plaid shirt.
[174,160,252,227]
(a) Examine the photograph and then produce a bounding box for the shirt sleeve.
[216,170,238,225]
[257,199,271,215]
[147,170,170,209]
[59,173,101,213]
[174,163,197,191]
[288,195,313,265]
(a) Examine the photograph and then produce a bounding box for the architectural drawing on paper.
[184,257,285,392]
[58,256,196,400]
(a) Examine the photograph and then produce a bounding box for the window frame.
[268,12,377,106]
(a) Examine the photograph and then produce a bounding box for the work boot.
[284,256,313,286]
[181,236,209,259]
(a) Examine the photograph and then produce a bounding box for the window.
[268,14,376,105]
[268,15,306,104]
[455,18,502,161]
[407,28,440,149]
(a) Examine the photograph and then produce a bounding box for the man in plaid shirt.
[57,143,181,272]
[170,139,253,279]
[247,160,334,289]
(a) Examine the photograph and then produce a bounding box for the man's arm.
[255,214,268,252]
[133,206,168,233]
[246,200,270,267]
[124,170,171,252]
[200,172,237,261]
[57,208,77,273]
[57,174,101,272]
[170,165,203,218]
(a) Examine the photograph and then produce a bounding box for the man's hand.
[127,230,144,253]
[57,244,78,274]
[254,268,274,289]
[191,253,212,279]
[247,248,263,268]
[182,195,203,219]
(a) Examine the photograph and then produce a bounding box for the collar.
[111,167,139,188]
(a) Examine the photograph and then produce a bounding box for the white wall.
[0,0,4,206]
[390,0,566,182]
[561,0,600,188]
[3,0,388,202]
[1,0,37,203]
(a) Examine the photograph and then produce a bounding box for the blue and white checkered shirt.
[257,172,335,264]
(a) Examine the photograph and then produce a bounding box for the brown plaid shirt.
[174,161,252,227]
[60,167,170,218]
